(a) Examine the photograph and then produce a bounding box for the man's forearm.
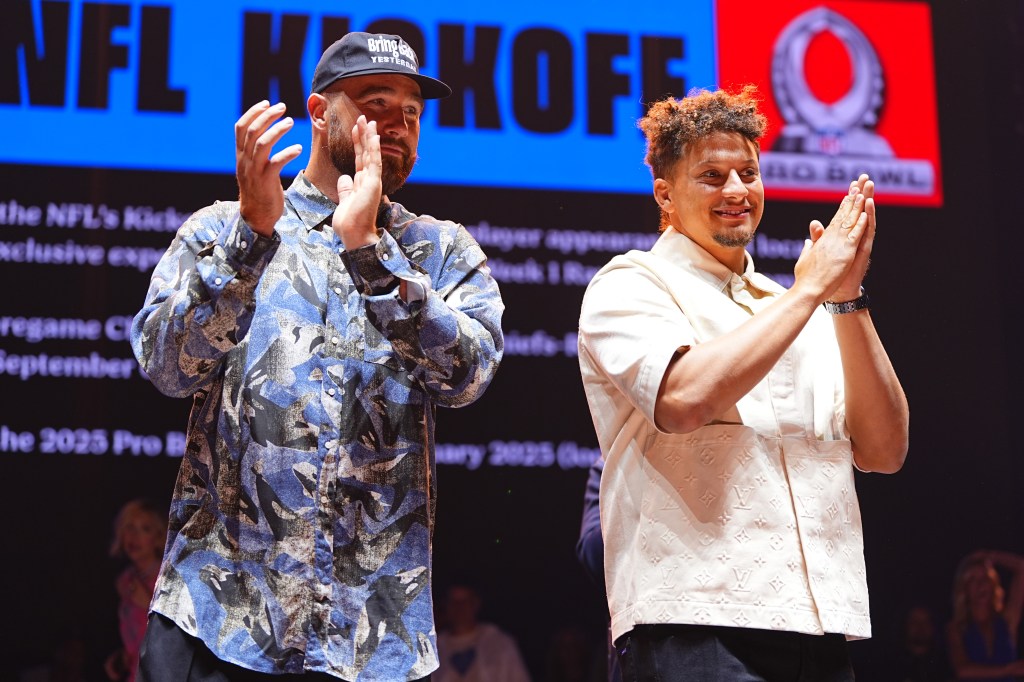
[833,309,909,473]
[655,285,821,433]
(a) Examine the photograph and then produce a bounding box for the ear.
[307,92,329,132]
[653,178,674,215]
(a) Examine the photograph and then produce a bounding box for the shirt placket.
[309,231,349,649]
[729,274,802,438]
[731,273,832,629]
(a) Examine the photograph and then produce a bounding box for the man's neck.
[302,163,342,204]
[673,225,746,274]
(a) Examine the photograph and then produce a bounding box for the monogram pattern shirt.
[579,228,869,642]
[131,174,504,680]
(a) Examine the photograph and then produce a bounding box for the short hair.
[639,85,768,183]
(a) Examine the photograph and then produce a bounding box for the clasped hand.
[793,174,876,304]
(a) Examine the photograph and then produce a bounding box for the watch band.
[823,291,870,315]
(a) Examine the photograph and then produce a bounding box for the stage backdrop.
[3,0,1022,678]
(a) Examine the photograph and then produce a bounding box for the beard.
[713,228,755,248]
[328,109,416,196]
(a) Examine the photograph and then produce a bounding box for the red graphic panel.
[716,0,942,206]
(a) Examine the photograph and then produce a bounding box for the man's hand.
[332,113,383,250]
[816,174,876,302]
[235,101,303,238]
[793,174,873,304]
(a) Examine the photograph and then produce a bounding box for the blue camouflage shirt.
[131,173,504,681]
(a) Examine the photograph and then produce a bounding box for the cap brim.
[320,68,452,99]
[407,73,452,99]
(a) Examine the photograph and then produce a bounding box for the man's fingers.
[830,187,860,229]
[332,175,356,232]
[846,210,869,242]
[351,118,382,180]
[362,120,382,179]
[244,103,285,151]
[352,117,365,172]
[252,117,295,167]
[857,198,877,253]
[333,117,383,244]
[861,178,875,200]
[240,102,287,161]
[841,194,865,229]
[808,219,825,243]
[268,144,303,174]
[235,100,270,150]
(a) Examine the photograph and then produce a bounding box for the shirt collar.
[286,173,407,238]
[651,227,780,296]
[286,172,337,231]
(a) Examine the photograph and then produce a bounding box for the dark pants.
[616,624,855,682]
[138,613,431,682]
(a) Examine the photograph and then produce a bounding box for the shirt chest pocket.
[358,316,407,373]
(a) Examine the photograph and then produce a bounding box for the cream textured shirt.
[578,227,870,643]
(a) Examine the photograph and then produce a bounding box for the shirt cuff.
[229,218,280,271]
[341,242,401,296]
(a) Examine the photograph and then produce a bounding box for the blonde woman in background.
[946,550,1024,681]
[104,499,166,682]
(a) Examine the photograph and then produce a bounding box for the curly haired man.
[578,87,908,680]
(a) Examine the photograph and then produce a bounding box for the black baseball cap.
[312,32,452,99]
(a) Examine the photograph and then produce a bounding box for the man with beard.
[131,32,504,681]
[577,87,908,679]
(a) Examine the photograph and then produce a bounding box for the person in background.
[893,605,954,682]
[435,582,531,682]
[104,499,166,682]
[946,550,1024,681]
[575,457,604,595]
[575,457,621,682]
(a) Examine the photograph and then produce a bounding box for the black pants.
[138,613,431,682]
[616,624,855,682]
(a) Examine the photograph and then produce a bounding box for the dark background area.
[3,0,1023,679]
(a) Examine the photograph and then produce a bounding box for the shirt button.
[381,253,389,261]
[327,388,336,396]
[334,287,342,295]
[214,277,222,286]
[239,241,248,249]
[320,495,329,504]
[331,336,339,344]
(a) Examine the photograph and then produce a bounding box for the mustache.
[379,138,413,158]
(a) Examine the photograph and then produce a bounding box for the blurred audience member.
[576,457,604,593]
[575,457,621,682]
[104,500,166,682]
[542,625,605,682]
[946,550,1024,681]
[17,625,90,682]
[435,583,531,682]
[892,605,953,682]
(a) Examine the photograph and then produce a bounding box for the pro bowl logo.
[717,0,942,206]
